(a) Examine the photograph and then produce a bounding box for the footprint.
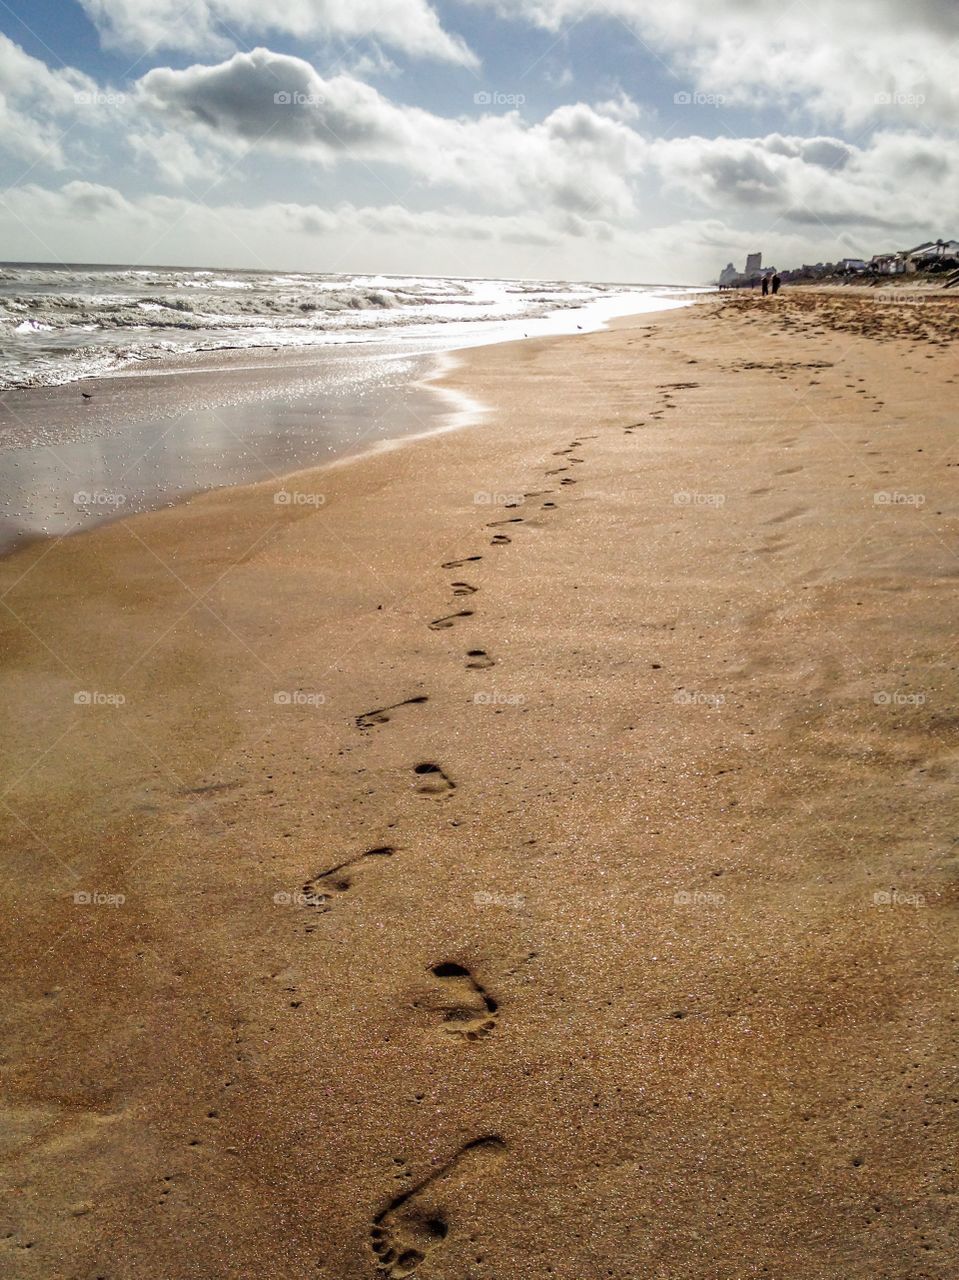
[302,846,395,909]
[371,1137,505,1277]
[415,962,498,1040]
[466,649,494,670]
[357,697,428,730]
[559,478,577,487]
[429,611,474,631]
[490,534,511,546]
[442,556,482,569]
[766,505,809,526]
[754,533,791,556]
[545,467,569,475]
[451,582,478,597]
[542,501,557,509]
[178,780,242,797]
[413,763,455,796]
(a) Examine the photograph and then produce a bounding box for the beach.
[2,290,957,1279]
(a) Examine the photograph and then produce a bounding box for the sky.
[0,0,956,283]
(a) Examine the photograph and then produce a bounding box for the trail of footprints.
[293,427,615,1274]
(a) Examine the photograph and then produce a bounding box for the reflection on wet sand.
[0,345,455,553]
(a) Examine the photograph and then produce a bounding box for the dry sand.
[1,291,957,1279]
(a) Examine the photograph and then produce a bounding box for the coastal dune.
[2,293,957,1278]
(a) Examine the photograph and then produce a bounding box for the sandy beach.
[2,290,957,1279]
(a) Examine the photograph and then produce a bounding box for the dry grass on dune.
[722,288,959,347]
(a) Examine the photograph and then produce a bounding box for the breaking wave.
[0,263,656,389]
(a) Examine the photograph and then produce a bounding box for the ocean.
[0,264,693,391]
[0,266,700,551]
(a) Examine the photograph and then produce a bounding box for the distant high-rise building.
[719,262,739,286]
[745,252,763,275]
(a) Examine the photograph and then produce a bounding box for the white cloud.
[649,131,959,235]
[137,50,412,153]
[465,0,959,126]
[0,16,954,284]
[343,46,401,80]
[0,181,587,279]
[3,179,932,283]
[56,179,134,217]
[0,34,100,169]
[78,0,476,65]
[127,127,224,187]
[134,47,959,239]
[136,49,648,217]
[593,92,645,124]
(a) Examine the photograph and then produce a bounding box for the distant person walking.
[761,275,770,297]
[772,273,782,295]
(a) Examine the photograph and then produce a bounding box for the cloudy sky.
[0,0,955,282]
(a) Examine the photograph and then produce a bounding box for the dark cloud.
[700,150,784,203]
[139,48,406,152]
[784,207,919,230]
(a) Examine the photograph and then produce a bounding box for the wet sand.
[1,290,957,1279]
[0,343,466,552]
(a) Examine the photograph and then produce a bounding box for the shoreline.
[3,290,957,1279]
[0,280,704,396]
[0,293,701,555]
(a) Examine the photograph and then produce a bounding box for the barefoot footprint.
[356,697,428,730]
[415,962,498,1040]
[302,846,396,909]
[429,611,474,631]
[370,1137,506,1277]
[413,763,455,796]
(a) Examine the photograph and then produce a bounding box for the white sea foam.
[14,319,55,334]
[0,264,700,389]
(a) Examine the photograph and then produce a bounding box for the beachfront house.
[871,252,908,275]
[908,239,959,268]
